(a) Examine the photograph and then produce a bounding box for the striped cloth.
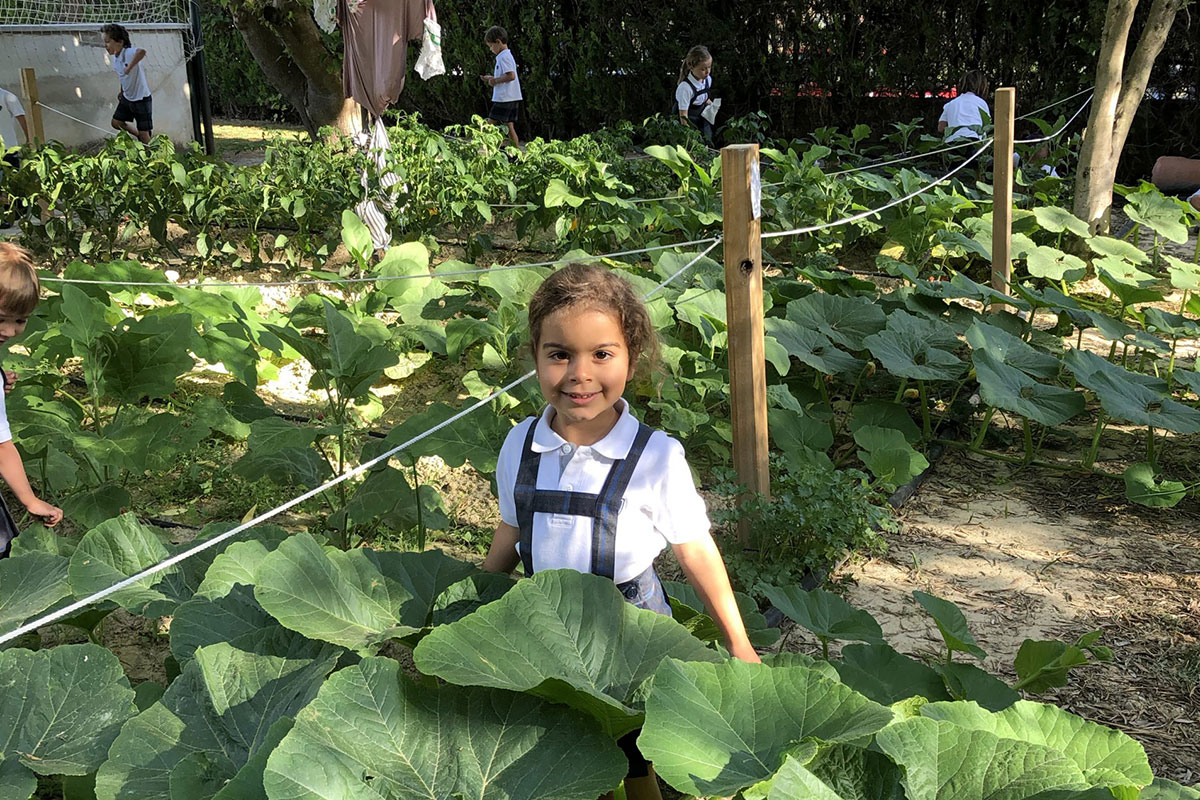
[353,117,403,250]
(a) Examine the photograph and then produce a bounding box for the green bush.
[714,458,895,598]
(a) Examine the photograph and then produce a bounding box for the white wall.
[0,27,194,147]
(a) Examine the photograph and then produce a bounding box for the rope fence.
[0,237,724,646]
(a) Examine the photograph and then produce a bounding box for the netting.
[0,0,188,26]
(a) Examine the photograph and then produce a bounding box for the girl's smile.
[535,306,634,445]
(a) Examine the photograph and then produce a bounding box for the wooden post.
[19,69,44,147]
[990,87,1015,310]
[722,144,770,538]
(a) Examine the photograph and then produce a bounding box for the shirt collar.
[531,398,640,459]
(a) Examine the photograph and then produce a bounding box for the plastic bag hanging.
[415,7,445,80]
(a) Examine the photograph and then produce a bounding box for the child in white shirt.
[0,243,64,557]
[938,71,990,143]
[102,23,153,143]
[676,45,714,142]
[482,262,757,800]
[480,25,522,148]
[0,88,28,154]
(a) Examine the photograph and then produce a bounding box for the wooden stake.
[19,68,44,147]
[990,86,1015,310]
[722,144,770,538]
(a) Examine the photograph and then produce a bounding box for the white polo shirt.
[939,91,990,142]
[676,74,712,111]
[112,47,151,102]
[492,48,522,103]
[0,386,12,444]
[497,399,710,583]
[0,88,25,151]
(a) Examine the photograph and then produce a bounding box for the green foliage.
[715,459,895,596]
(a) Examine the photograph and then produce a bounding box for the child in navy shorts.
[480,26,522,148]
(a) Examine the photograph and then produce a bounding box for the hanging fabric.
[353,117,401,251]
[313,0,337,34]
[338,0,426,116]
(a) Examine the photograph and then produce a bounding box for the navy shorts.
[114,94,153,132]
[488,100,520,124]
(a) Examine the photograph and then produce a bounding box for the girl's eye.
[595,351,612,360]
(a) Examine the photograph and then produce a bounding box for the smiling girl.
[482,263,756,800]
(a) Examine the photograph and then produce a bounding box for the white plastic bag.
[701,98,721,126]
[415,16,445,80]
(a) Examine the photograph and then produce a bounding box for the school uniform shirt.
[497,399,710,584]
[676,74,712,112]
[0,88,25,151]
[112,47,151,102]
[939,91,990,142]
[492,48,522,103]
[0,384,12,445]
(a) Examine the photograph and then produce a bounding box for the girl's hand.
[3,371,16,394]
[25,498,62,526]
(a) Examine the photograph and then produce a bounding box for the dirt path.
[832,448,1200,781]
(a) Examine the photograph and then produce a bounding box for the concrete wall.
[0,27,194,147]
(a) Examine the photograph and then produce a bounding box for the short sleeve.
[498,50,517,75]
[675,82,692,111]
[496,419,529,527]
[0,386,12,445]
[4,91,23,117]
[937,103,951,125]
[652,437,709,544]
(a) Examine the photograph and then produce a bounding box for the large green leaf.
[343,465,450,533]
[936,662,1020,710]
[849,400,922,444]
[786,294,887,350]
[864,328,965,381]
[806,744,906,800]
[375,241,436,304]
[1123,462,1187,508]
[966,322,1060,380]
[322,299,398,399]
[1085,372,1200,433]
[834,643,952,705]
[96,643,337,800]
[972,351,1084,427]
[920,700,1152,795]
[0,552,70,640]
[770,407,835,455]
[639,658,893,797]
[171,584,333,664]
[762,585,884,645]
[1032,207,1090,238]
[262,656,625,800]
[0,644,136,793]
[1062,349,1166,393]
[363,401,513,474]
[1024,246,1087,283]
[68,514,198,617]
[914,591,987,660]
[103,314,197,404]
[413,569,723,737]
[1142,779,1200,800]
[1122,189,1191,244]
[194,529,292,600]
[765,319,864,375]
[854,426,930,487]
[1085,236,1149,265]
[254,534,477,653]
[751,755,849,800]
[663,580,780,648]
[875,716,1087,800]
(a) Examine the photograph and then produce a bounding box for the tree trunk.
[228,0,359,138]
[1072,0,1184,233]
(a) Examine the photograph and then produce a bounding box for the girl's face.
[535,306,634,445]
[691,59,712,80]
[0,309,29,344]
[103,36,123,55]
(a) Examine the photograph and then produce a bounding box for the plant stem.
[971,407,996,450]
[1022,419,1034,464]
[1146,426,1156,467]
[894,377,909,404]
[1083,412,1107,470]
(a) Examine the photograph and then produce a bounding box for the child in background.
[938,70,990,143]
[102,23,153,144]
[0,86,28,154]
[480,26,522,148]
[676,45,714,142]
[482,263,758,800]
[0,243,63,557]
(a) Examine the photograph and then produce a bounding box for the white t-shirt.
[112,47,151,102]
[676,74,712,112]
[939,91,990,142]
[497,400,710,583]
[0,383,12,445]
[0,88,25,151]
[492,48,522,103]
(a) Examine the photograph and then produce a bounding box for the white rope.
[41,236,722,289]
[0,240,723,645]
[1014,93,1092,145]
[37,101,116,138]
[762,139,992,241]
[1017,87,1093,121]
[823,137,988,178]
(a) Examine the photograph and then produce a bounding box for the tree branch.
[1112,0,1186,158]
